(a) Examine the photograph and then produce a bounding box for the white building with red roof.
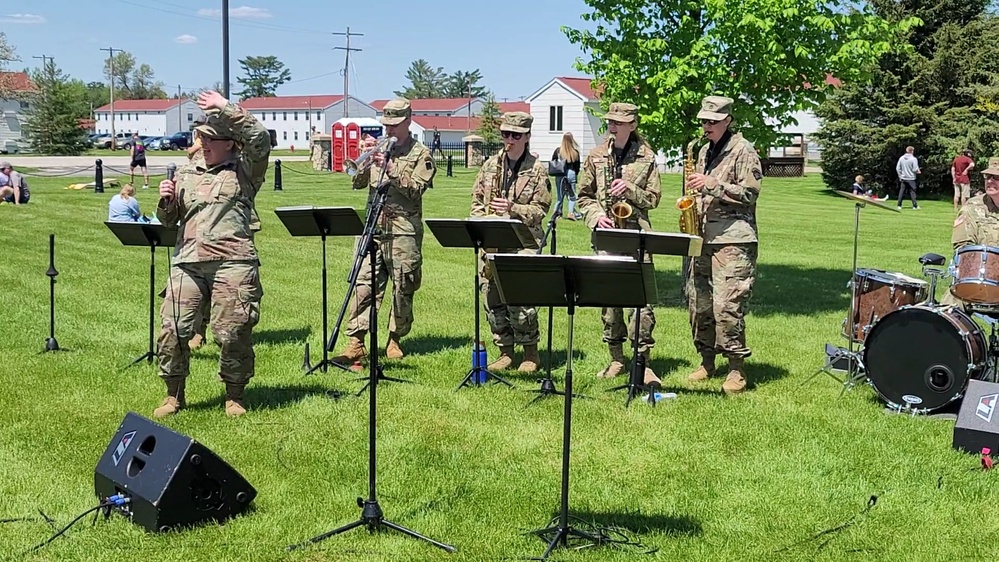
[524,76,603,162]
[1,71,37,145]
[94,98,205,137]
[239,94,376,149]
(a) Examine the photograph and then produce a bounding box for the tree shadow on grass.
[255,326,312,345]
[653,263,851,316]
[553,508,703,538]
[186,382,335,411]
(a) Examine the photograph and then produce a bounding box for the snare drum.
[843,268,928,343]
[951,245,999,304]
[863,304,987,413]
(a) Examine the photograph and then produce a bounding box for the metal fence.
[427,141,503,168]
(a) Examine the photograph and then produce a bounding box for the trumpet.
[604,136,633,228]
[345,136,397,177]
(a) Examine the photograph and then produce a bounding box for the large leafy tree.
[475,94,503,143]
[815,0,999,195]
[562,0,918,162]
[102,51,167,99]
[23,59,90,155]
[443,69,489,99]
[395,60,490,99]
[235,56,290,100]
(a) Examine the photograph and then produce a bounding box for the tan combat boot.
[688,354,717,382]
[640,350,661,388]
[385,332,404,359]
[722,358,748,394]
[518,344,540,373]
[597,343,627,378]
[225,384,247,417]
[489,346,515,371]
[333,335,367,366]
[152,378,186,419]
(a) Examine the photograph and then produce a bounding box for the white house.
[94,99,205,136]
[525,77,603,162]
[0,71,36,145]
[240,95,377,149]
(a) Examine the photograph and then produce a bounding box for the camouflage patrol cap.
[500,111,533,133]
[194,116,234,140]
[697,96,734,121]
[982,157,999,176]
[604,102,639,123]
[380,98,412,126]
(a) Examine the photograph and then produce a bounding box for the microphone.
[384,136,398,151]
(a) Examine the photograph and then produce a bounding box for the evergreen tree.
[475,94,502,144]
[815,2,999,196]
[23,59,89,155]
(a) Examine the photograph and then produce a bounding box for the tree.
[0,31,20,99]
[814,1,999,196]
[562,0,919,163]
[395,59,446,98]
[102,51,167,99]
[444,69,489,99]
[475,94,502,143]
[23,59,90,155]
[235,56,290,100]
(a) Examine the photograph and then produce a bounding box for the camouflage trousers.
[687,243,758,359]
[596,250,656,353]
[480,248,540,347]
[157,260,263,384]
[346,233,423,338]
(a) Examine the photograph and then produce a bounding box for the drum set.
[810,191,999,415]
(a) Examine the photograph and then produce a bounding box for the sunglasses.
[986,174,999,181]
[500,131,523,140]
[700,118,721,126]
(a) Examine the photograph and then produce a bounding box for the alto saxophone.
[677,136,703,236]
[482,149,507,280]
[605,136,633,228]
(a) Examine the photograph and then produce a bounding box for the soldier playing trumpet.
[576,102,662,385]
[470,111,551,373]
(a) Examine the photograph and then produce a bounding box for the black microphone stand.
[43,234,62,352]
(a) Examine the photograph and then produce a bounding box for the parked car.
[145,136,164,150]
[159,132,193,150]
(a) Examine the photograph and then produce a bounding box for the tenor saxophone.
[677,137,703,236]
[605,136,633,228]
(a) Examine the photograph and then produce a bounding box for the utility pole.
[333,27,363,118]
[33,54,52,68]
[101,47,121,149]
[178,84,183,134]
[222,0,230,99]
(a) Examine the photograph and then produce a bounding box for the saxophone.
[677,137,703,236]
[482,149,506,280]
[605,135,633,228]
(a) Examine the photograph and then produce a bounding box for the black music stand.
[425,217,539,390]
[105,221,178,368]
[592,228,702,406]
[489,253,653,560]
[275,206,364,376]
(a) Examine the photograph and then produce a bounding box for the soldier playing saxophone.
[576,102,662,385]
[685,95,763,395]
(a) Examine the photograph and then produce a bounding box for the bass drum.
[862,304,987,413]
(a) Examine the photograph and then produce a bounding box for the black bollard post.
[166,162,177,182]
[446,155,453,177]
[274,159,283,191]
[44,234,61,352]
[95,159,104,194]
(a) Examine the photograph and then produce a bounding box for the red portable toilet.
[346,122,361,163]
[332,122,345,172]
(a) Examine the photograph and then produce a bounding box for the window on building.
[293,112,298,120]
[306,132,310,141]
[187,113,193,122]
[272,112,276,120]
[315,112,321,121]
[261,112,265,121]
[294,131,299,140]
[283,131,287,140]
[549,106,563,132]
[283,112,287,121]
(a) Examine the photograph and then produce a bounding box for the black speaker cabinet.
[953,380,999,455]
[94,412,256,532]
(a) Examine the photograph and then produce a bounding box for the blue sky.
[1,0,598,102]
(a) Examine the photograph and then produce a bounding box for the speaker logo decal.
[112,430,137,466]
[977,394,998,423]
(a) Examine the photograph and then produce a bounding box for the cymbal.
[833,190,900,213]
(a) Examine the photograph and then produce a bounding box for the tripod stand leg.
[379,519,457,553]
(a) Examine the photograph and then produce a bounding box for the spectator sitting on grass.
[108,184,149,222]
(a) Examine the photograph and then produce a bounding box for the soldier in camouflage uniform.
[153,90,270,418]
[332,98,436,365]
[946,157,999,309]
[576,102,663,387]
[685,95,763,394]
[470,112,552,373]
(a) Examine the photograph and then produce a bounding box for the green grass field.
[2,163,997,561]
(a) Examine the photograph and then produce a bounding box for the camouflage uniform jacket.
[156,102,270,263]
[695,132,762,244]
[952,194,999,249]
[576,137,662,231]
[470,151,552,244]
[180,147,260,232]
[352,137,435,236]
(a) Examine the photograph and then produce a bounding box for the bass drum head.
[863,306,979,412]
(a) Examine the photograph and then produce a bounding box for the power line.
[112,0,330,35]
[333,27,362,118]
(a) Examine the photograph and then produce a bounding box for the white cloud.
[175,35,198,44]
[197,6,272,19]
[0,13,45,24]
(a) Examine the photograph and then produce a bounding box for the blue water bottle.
[473,342,488,384]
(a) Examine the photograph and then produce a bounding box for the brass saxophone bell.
[610,199,633,228]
